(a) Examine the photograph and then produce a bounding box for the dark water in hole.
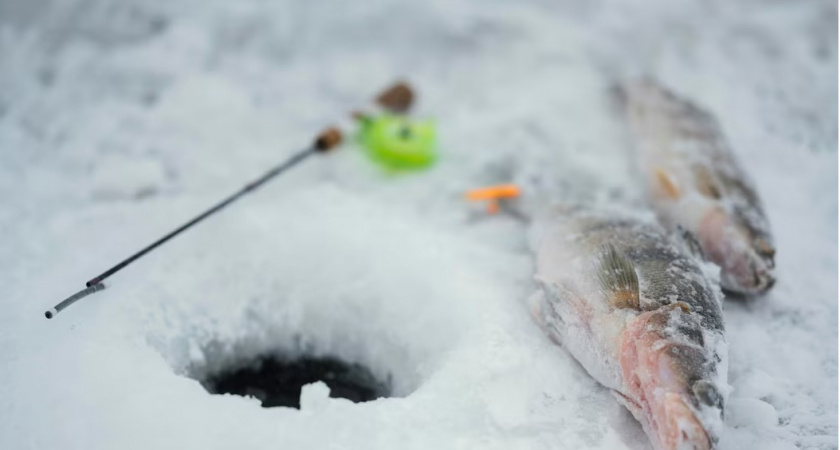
[203,355,391,408]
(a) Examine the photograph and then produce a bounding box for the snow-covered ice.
[0,0,836,449]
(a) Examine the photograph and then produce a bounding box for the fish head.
[697,206,775,294]
[619,309,724,450]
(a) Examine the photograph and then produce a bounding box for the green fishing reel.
[357,114,437,170]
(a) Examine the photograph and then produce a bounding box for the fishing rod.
[45,81,415,320]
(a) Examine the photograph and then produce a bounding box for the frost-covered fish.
[530,207,728,450]
[617,79,776,295]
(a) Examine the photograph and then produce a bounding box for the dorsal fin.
[655,168,681,200]
[597,244,640,310]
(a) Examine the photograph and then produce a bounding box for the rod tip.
[45,308,57,319]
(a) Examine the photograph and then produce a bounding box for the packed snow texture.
[0,0,836,449]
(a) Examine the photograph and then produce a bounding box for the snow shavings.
[0,0,835,449]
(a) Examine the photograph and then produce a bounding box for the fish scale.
[531,206,728,450]
[618,78,776,295]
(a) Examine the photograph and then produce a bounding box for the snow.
[300,381,332,412]
[727,398,779,429]
[0,0,836,449]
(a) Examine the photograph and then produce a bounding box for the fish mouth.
[660,392,713,450]
[619,312,719,450]
[749,262,776,293]
[612,388,712,450]
[720,252,776,295]
[698,207,776,295]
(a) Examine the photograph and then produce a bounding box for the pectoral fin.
[655,168,681,200]
[598,244,640,310]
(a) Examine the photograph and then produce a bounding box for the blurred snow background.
[0,0,836,449]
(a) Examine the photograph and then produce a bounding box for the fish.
[616,78,776,295]
[529,206,728,450]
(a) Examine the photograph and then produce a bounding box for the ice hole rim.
[197,350,395,409]
[177,328,421,410]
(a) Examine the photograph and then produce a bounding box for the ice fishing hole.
[201,353,392,409]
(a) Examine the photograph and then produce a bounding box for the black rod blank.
[45,283,105,319]
[45,145,320,319]
[85,146,316,288]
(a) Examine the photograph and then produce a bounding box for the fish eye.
[692,379,723,411]
[753,237,775,258]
